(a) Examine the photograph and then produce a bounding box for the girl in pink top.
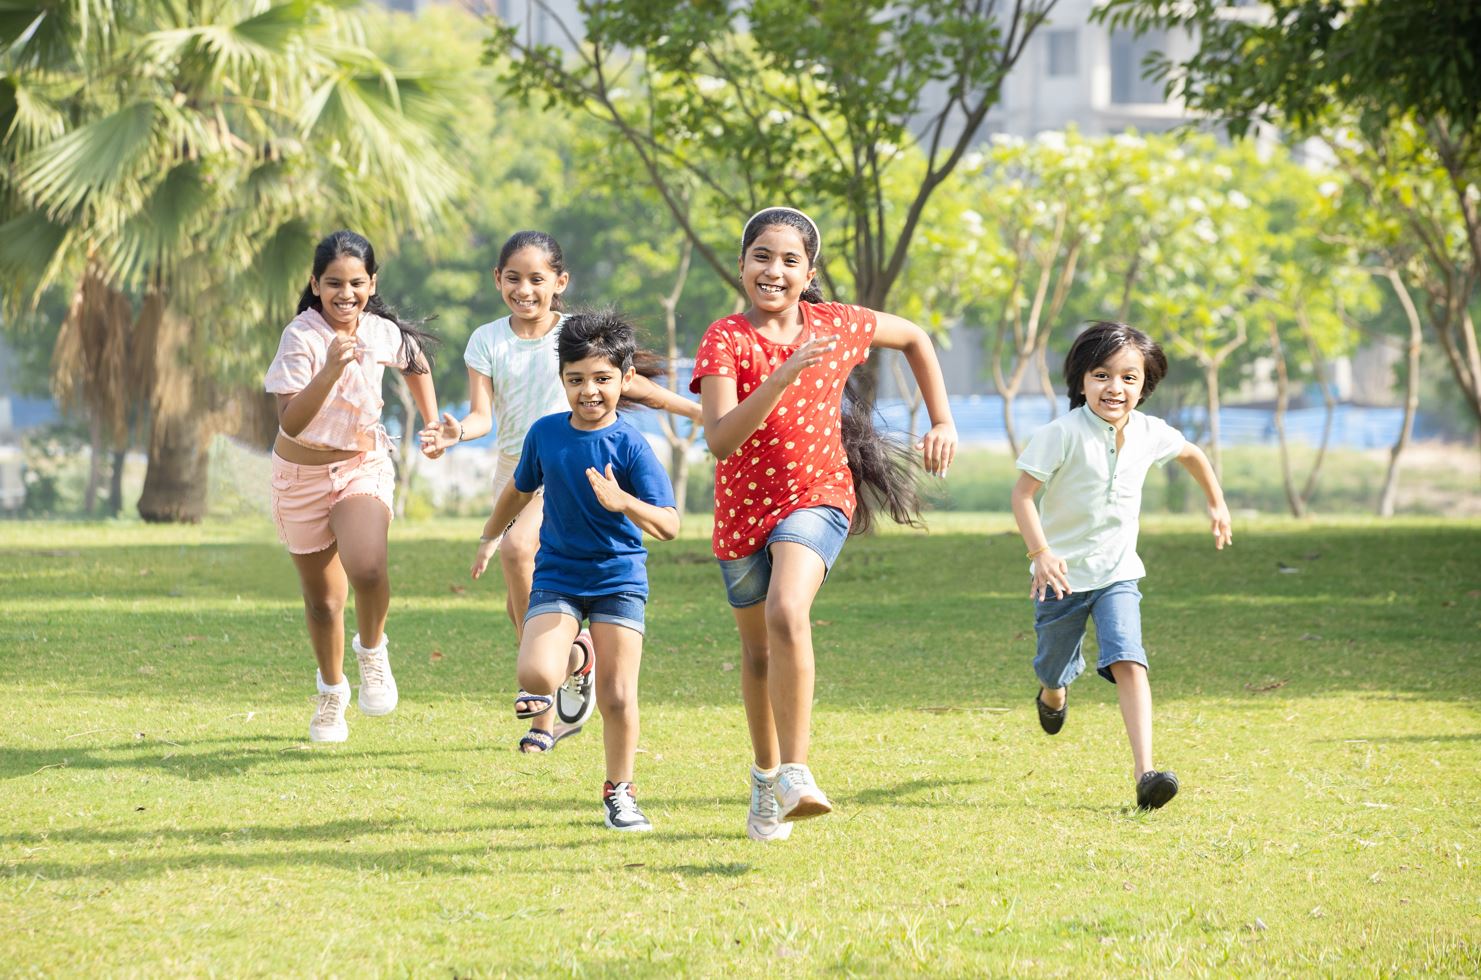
[691,207,957,840]
[264,230,444,744]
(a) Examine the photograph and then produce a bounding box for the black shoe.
[603,781,653,832]
[1136,770,1179,811]
[1035,688,1067,735]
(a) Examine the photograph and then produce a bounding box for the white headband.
[742,206,821,262]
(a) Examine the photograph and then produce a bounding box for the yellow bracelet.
[1026,545,1050,560]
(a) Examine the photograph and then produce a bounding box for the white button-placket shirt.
[1015,405,1186,592]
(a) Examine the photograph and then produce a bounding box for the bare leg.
[514,612,580,746]
[590,622,643,783]
[734,602,780,771]
[329,495,391,648]
[1109,661,1154,780]
[500,497,576,733]
[762,543,827,764]
[290,545,348,684]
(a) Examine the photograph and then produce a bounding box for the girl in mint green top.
[418,231,700,749]
[1010,321,1232,812]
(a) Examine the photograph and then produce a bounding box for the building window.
[1045,29,1077,78]
[1110,29,1167,105]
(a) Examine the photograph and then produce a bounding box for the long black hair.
[1063,321,1168,409]
[497,230,568,311]
[295,230,437,373]
[740,207,923,535]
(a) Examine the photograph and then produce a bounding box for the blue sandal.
[514,690,553,719]
[518,728,555,753]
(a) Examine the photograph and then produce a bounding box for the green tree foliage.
[0,0,463,521]
[490,0,1059,400]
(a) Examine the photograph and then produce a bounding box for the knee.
[598,682,636,720]
[345,561,386,594]
[764,597,811,644]
[304,594,344,623]
[501,535,537,572]
[741,639,770,677]
[516,660,555,695]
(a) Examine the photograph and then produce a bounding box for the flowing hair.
[740,207,924,535]
[295,230,438,373]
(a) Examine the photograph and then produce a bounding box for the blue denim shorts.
[1033,579,1147,687]
[526,588,646,635]
[717,505,852,608]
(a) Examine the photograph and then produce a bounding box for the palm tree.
[1,0,463,521]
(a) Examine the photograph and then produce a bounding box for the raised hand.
[774,335,838,386]
[317,334,358,382]
[585,463,629,513]
[419,412,461,458]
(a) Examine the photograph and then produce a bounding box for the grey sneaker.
[602,781,653,832]
[775,763,832,822]
[354,634,398,716]
[747,767,793,842]
[309,688,348,742]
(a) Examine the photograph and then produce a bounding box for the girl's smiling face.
[740,225,816,313]
[311,256,376,331]
[1082,345,1146,428]
[496,246,568,327]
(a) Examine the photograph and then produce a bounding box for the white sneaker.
[309,688,348,742]
[746,767,793,842]
[775,763,832,822]
[354,634,398,716]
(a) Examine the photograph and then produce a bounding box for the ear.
[368,273,377,296]
[556,270,570,293]
[309,276,320,297]
[621,365,635,390]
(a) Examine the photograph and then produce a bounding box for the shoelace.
[609,786,641,819]
[358,649,385,687]
[313,691,345,725]
[752,775,779,818]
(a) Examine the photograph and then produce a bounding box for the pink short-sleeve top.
[263,308,417,453]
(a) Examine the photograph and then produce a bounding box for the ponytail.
[840,374,925,535]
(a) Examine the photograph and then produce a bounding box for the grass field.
[1,515,1478,976]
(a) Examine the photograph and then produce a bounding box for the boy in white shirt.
[1011,321,1232,810]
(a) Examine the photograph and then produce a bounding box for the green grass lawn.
[1,515,1478,976]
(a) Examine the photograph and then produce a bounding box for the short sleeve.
[839,304,877,369]
[689,321,739,394]
[1016,422,1067,483]
[264,325,316,394]
[622,431,677,510]
[1148,416,1187,467]
[512,424,543,493]
[464,324,493,378]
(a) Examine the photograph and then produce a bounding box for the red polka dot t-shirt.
[689,301,877,560]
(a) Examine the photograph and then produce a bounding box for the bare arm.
[870,311,957,476]
[401,369,438,432]
[471,480,536,579]
[585,463,680,541]
[628,373,703,423]
[1011,471,1071,600]
[422,368,494,455]
[698,336,836,459]
[276,335,356,436]
[1176,442,1233,549]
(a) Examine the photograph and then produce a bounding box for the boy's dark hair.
[557,309,636,372]
[497,230,567,311]
[1063,321,1168,410]
[296,229,437,374]
[740,207,824,304]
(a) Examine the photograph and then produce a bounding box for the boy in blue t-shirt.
[472,310,679,832]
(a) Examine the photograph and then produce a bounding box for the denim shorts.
[526,588,646,635]
[1033,579,1147,687]
[717,505,852,608]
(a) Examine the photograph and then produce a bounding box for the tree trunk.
[1298,311,1336,507]
[1203,361,1223,480]
[1379,269,1423,517]
[1035,345,1057,418]
[138,411,210,522]
[108,447,126,518]
[1267,320,1304,517]
[390,372,419,519]
[85,415,104,514]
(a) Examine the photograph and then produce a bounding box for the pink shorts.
[270,451,395,554]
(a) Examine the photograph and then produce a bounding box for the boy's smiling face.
[1082,345,1146,429]
[562,354,632,430]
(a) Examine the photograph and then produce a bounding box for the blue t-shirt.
[514,412,677,598]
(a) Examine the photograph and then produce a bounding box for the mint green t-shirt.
[463,314,571,457]
[1016,405,1185,592]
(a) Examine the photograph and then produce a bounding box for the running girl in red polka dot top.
[690,206,957,840]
